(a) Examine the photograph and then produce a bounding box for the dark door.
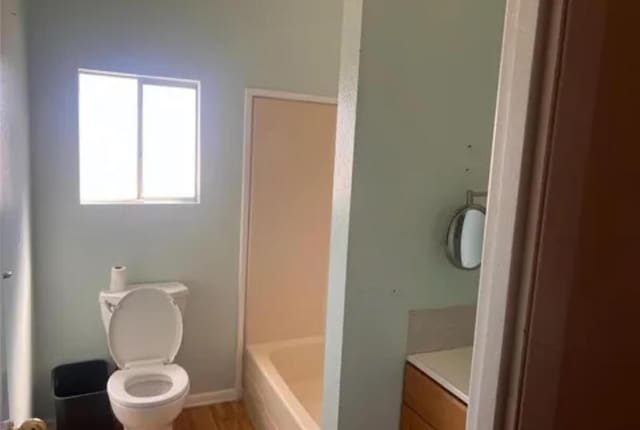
[517,2,640,429]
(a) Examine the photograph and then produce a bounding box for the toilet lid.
[108,287,183,369]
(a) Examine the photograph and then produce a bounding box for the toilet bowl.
[100,284,190,430]
[108,364,189,430]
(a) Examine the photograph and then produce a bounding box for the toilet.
[99,282,190,430]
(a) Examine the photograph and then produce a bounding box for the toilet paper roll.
[110,266,128,292]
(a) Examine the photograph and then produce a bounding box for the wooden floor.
[173,402,255,430]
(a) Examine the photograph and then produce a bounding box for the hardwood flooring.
[173,402,255,430]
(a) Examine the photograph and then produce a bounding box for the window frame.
[78,68,201,205]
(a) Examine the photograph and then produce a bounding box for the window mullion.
[137,79,144,200]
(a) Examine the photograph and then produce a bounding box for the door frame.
[0,3,9,426]
[0,1,6,423]
[236,89,337,396]
[467,0,566,428]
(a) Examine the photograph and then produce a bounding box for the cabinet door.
[401,405,435,430]
[404,365,466,430]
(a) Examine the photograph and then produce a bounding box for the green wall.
[324,0,505,428]
[26,0,343,418]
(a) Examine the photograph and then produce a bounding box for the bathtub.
[244,337,324,430]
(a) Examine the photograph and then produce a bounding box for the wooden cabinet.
[401,364,467,430]
[401,405,435,430]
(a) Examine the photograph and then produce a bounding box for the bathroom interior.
[0,0,508,429]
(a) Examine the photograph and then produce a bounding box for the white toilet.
[99,282,190,430]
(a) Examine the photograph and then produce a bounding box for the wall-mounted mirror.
[446,191,486,270]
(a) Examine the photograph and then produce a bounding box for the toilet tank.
[99,282,189,333]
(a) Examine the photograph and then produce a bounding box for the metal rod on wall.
[466,190,488,206]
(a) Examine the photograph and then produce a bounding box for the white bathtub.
[244,337,324,430]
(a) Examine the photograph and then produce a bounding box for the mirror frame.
[445,203,486,270]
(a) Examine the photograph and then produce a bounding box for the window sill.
[80,198,200,206]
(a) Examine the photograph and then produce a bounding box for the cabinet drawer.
[403,364,467,430]
[402,405,435,430]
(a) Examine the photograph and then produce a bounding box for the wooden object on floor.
[173,402,255,430]
[402,364,466,430]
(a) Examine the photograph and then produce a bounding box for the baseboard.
[185,388,240,408]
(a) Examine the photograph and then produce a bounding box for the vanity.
[401,347,471,430]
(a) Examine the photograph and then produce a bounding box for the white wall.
[324,0,505,428]
[26,0,342,418]
[0,0,33,422]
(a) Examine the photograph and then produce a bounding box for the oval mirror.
[446,205,485,270]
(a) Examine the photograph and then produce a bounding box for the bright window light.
[79,73,138,202]
[78,70,200,204]
[142,84,197,199]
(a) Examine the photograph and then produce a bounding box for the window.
[78,70,200,204]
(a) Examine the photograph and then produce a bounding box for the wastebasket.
[52,359,116,430]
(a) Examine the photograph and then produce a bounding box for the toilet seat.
[107,288,183,369]
[108,364,189,409]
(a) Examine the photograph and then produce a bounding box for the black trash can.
[52,359,116,430]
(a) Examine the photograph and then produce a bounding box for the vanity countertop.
[407,346,472,404]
